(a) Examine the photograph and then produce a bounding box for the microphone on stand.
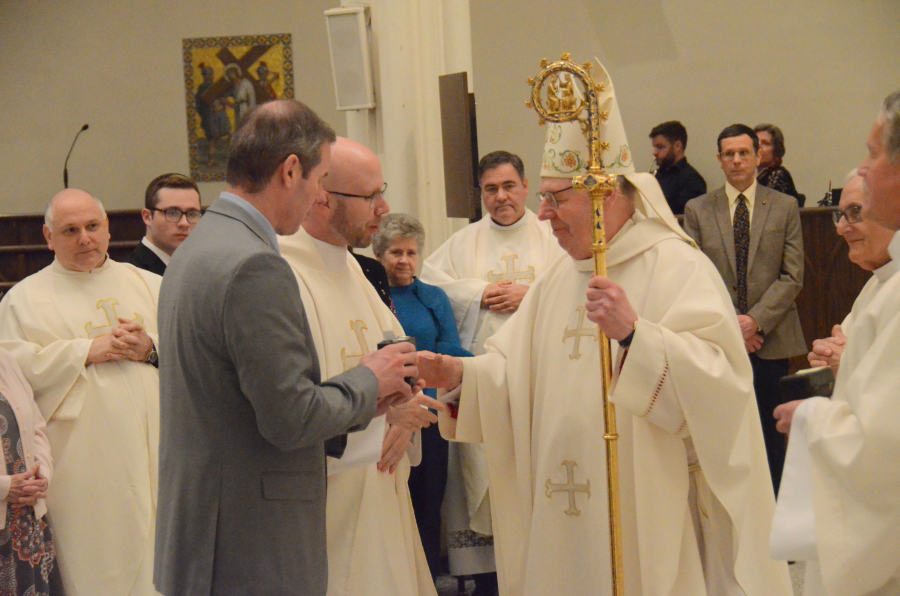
[63,124,89,188]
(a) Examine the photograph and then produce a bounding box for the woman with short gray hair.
[372,213,471,581]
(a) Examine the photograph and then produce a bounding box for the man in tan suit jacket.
[683,123,805,495]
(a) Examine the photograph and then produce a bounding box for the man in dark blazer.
[154,100,420,596]
[683,123,805,495]
[124,173,202,275]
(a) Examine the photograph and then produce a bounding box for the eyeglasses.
[719,149,755,161]
[832,205,863,226]
[328,182,388,205]
[536,186,573,210]
[152,208,202,224]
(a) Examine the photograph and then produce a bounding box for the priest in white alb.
[417,61,792,596]
[0,189,162,596]
[420,151,563,582]
[279,137,440,596]
[772,91,900,596]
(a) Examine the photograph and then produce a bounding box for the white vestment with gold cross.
[279,228,435,596]
[421,208,563,573]
[0,258,162,596]
[440,212,792,596]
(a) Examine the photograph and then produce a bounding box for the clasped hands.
[86,317,154,365]
[5,464,47,507]
[808,324,845,374]
[482,281,528,314]
[737,314,763,353]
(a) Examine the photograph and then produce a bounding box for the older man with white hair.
[418,62,791,596]
[806,172,895,375]
[773,91,900,596]
[0,189,162,596]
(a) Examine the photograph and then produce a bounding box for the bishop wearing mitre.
[417,60,792,596]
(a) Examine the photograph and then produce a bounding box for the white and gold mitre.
[538,58,695,246]
[540,59,633,179]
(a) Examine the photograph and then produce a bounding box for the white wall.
[0,0,345,214]
[3,1,899,216]
[470,0,900,209]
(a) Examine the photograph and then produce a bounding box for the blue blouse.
[390,278,472,397]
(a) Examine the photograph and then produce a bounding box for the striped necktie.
[733,194,750,313]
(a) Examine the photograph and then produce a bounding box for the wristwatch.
[144,342,159,365]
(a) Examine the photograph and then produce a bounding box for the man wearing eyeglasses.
[771,91,900,596]
[420,150,562,594]
[805,173,895,375]
[683,123,805,496]
[125,173,202,276]
[279,136,443,596]
[417,63,791,595]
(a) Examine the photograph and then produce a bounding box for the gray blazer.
[153,198,378,596]
[683,184,806,360]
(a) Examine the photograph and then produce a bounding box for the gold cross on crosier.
[85,298,144,339]
[486,254,535,284]
[562,306,598,360]
[340,320,370,371]
[545,460,591,516]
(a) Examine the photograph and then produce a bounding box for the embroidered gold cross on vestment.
[562,306,597,360]
[340,320,370,371]
[486,254,535,284]
[85,298,144,339]
[545,460,591,516]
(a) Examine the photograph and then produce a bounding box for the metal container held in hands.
[376,335,418,388]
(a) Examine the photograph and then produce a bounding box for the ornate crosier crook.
[527,53,625,596]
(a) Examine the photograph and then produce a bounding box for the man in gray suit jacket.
[153,100,420,596]
[683,124,805,495]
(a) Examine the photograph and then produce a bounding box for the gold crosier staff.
[526,54,625,596]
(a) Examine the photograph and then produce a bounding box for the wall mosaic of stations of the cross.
[182,33,295,182]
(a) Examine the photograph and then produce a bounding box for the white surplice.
[279,229,434,596]
[773,236,900,596]
[421,209,563,572]
[0,258,161,596]
[441,212,792,596]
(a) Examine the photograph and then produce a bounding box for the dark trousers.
[408,423,449,577]
[750,353,789,495]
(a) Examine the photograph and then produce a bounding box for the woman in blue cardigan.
[373,213,471,581]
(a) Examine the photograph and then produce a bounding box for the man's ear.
[141,208,153,226]
[43,224,53,251]
[282,154,302,188]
